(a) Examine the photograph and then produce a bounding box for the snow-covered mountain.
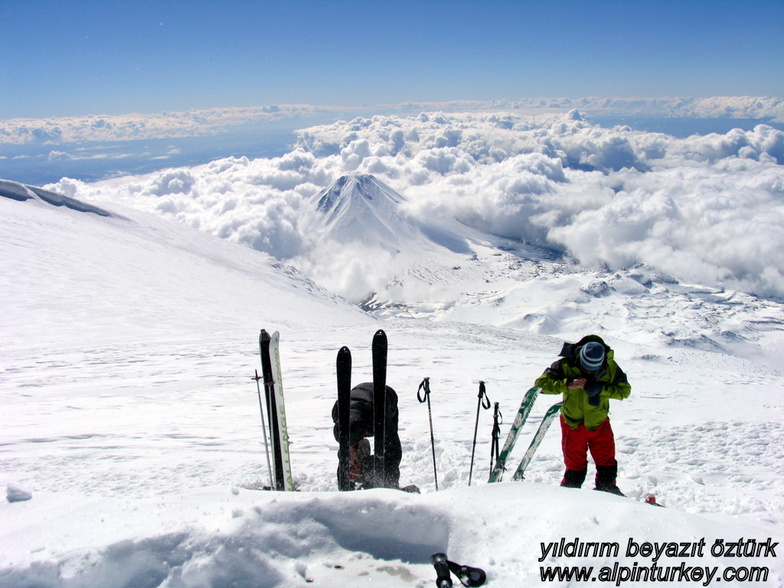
[299,175,784,372]
[311,174,419,249]
[2,178,783,587]
[57,110,784,309]
[2,108,784,586]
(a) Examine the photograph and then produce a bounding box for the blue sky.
[1,0,783,120]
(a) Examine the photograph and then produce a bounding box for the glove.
[585,381,603,406]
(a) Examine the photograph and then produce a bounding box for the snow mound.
[5,484,32,503]
[2,485,782,587]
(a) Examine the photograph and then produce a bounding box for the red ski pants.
[560,415,616,471]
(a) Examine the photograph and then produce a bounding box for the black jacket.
[331,382,402,487]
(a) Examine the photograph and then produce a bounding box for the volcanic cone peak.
[312,174,418,248]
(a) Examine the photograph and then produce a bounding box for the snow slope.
[2,179,783,587]
[0,185,784,588]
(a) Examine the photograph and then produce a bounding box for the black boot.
[560,468,587,488]
[595,464,624,496]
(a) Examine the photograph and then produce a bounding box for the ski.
[269,331,294,491]
[488,386,540,483]
[372,329,388,484]
[259,330,284,490]
[511,401,564,481]
[336,345,352,491]
[258,329,293,491]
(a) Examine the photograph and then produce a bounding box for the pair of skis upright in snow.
[254,328,557,491]
[256,329,294,491]
[488,386,563,483]
[336,329,388,491]
[255,328,390,492]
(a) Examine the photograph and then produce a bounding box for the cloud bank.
[3,96,783,145]
[0,104,322,145]
[52,111,784,301]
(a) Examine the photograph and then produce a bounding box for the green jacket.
[535,335,631,431]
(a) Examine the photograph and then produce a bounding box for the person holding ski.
[331,382,402,490]
[535,335,631,495]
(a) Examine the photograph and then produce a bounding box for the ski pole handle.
[417,377,431,403]
[490,401,502,469]
[478,380,490,409]
[447,560,487,587]
[430,553,453,588]
[492,402,502,429]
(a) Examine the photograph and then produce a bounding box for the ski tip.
[374,328,386,338]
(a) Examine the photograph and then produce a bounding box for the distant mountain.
[311,174,423,250]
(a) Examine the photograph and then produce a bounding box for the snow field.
[2,140,784,587]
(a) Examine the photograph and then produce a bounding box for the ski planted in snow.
[488,386,540,483]
[372,329,388,484]
[336,345,353,491]
[258,329,294,491]
[270,331,294,491]
[511,401,564,481]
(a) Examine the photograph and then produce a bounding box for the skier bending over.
[331,382,402,490]
[535,335,631,495]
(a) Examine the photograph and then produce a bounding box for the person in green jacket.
[535,335,631,495]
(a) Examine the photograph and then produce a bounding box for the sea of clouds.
[51,110,784,302]
[3,96,783,145]
[0,104,314,145]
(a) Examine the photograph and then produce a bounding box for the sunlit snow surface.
[2,110,784,588]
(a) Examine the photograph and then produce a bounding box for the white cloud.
[52,110,784,301]
[0,105,324,145]
[4,97,783,146]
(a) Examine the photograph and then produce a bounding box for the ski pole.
[417,377,439,491]
[490,402,502,472]
[447,559,487,587]
[430,553,453,588]
[253,369,274,489]
[468,381,491,486]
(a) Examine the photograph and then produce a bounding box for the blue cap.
[579,342,605,372]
